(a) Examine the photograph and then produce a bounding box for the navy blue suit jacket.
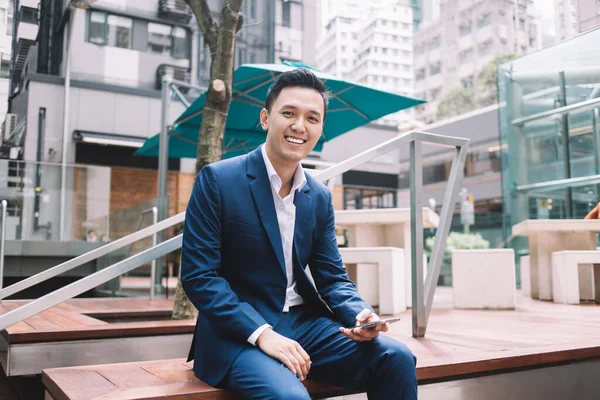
[181,147,372,386]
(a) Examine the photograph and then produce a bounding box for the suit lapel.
[247,148,286,278]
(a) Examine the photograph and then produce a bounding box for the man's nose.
[292,118,307,133]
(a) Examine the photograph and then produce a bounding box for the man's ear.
[260,108,269,130]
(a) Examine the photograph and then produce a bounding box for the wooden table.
[512,219,600,300]
[335,207,439,307]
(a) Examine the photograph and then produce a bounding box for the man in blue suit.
[181,68,417,399]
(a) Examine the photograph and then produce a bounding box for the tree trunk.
[172,0,243,320]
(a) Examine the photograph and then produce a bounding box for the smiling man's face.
[261,86,324,168]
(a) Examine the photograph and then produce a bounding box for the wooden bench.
[552,250,600,304]
[42,358,357,400]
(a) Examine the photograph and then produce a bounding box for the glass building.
[498,27,600,253]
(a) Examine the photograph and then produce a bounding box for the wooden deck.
[0,298,190,345]
[3,288,600,387]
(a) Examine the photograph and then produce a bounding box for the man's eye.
[282,111,293,116]
[309,117,319,122]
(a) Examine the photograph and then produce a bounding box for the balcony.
[155,64,191,92]
[16,21,37,42]
[13,20,38,81]
[158,0,192,23]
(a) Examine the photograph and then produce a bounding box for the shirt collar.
[261,144,307,194]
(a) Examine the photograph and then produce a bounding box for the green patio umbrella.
[135,62,425,159]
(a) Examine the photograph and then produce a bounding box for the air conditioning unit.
[158,0,192,23]
[2,113,17,141]
[156,64,191,93]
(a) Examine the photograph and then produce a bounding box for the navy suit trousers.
[221,306,418,400]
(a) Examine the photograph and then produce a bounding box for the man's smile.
[284,135,307,145]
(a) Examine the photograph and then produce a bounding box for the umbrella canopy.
[135,62,425,159]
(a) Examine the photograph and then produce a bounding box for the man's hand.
[339,309,388,342]
[256,328,311,381]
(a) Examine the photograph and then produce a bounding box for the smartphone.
[344,317,402,331]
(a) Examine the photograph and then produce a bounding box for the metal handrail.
[515,173,600,193]
[0,200,7,290]
[314,130,469,337]
[512,96,600,127]
[0,212,184,301]
[122,207,159,299]
[0,235,182,331]
[0,130,469,338]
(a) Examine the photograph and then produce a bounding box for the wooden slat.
[6,319,195,344]
[41,370,118,400]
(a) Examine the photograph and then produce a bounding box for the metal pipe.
[34,108,46,231]
[168,78,207,92]
[156,75,171,294]
[150,206,157,299]
[512,96,600,127]
[593,109,600,175]
[409,140,425,337]
[59,8,75,241]
[170,84,191,108]
[0,200,6,291]
[515,173,600,193]
[559,71,573,218]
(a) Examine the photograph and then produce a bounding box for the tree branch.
[186,0,218,53]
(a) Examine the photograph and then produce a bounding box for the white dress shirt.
[247,145,307,345]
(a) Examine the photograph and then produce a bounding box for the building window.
[0,8,6,24]
[148,23,172,55]
[172,27,188,58]
[19,6,37,24]
[459,47,473,63]
[459,22,472,36]
[428,36,440,50]
[429,61,441,75]
[250,0,256,19]
[477,13,491,28]
[423,163,447,185]
[282,0,291,28]
[415,68,426,81]
[343,187,398,210]
[88,11,107,45]
[107,15,132,49]
[478,39,493,55]
[461,75,473,88]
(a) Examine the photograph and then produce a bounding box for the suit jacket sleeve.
[308,190,374,327]
[181,165,268,342]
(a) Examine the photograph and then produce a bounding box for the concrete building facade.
[0,0,319,242]
[577,0,600,33]
[413,0,540,123]
[555,0,579,41]
[317,0,416,126]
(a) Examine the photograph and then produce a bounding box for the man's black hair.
[265,68,331,117]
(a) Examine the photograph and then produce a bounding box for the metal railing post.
[409,140,426,337]
[150,207,158,299]
[0,200,7,291]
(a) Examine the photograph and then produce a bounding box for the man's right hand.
[256,328,311,381]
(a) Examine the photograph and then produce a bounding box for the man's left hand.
[339,309,387,342]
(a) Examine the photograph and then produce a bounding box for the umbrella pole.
[156,75,172,296]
